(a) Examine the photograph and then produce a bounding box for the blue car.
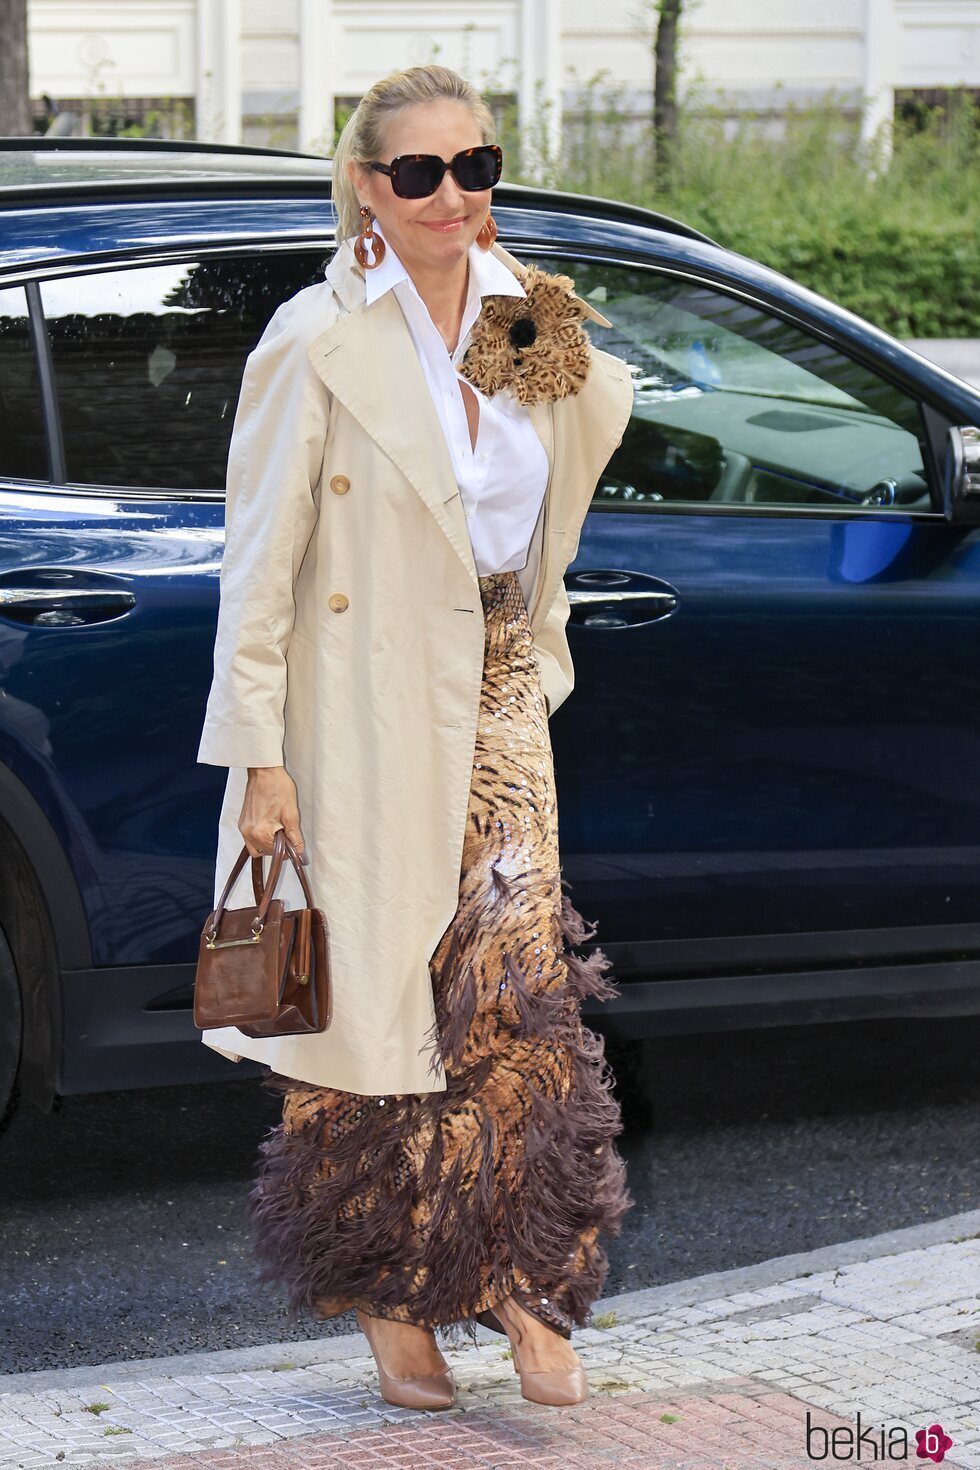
[2,137,979,1128]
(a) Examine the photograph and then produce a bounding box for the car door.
[0,250,329,1086]
[529,253,980,985]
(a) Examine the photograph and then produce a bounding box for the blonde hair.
[331,65,497,244]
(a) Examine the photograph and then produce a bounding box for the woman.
[196,63,635,1410]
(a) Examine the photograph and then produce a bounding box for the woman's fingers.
[239,769,306,859]
[281,820,308,863]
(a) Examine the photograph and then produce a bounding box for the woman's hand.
[239,766,307,861]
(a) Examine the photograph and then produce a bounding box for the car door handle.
[0,586,137,627]
[568,589,677,609]
[567,572,680,629]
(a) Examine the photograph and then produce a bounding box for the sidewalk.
[2,1209,978,1469]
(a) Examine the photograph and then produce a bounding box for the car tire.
[0,924,22,1140]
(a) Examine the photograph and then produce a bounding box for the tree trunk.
[0,0,31,135]
[654,0,683,190]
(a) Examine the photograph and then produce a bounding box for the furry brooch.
[457,264,593,405]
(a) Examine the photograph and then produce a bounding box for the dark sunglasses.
[366,144,502,199]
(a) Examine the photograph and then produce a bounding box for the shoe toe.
[378,1368,457,1410]
[519,1367,589,1406]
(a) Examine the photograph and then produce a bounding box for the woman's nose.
[433,170,468,211]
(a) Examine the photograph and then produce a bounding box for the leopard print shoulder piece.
[457,263,593,406]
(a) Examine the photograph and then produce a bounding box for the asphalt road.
[2,1014,978,1374]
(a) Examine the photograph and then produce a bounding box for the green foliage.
[80,76,194,140]
[499,74,980,338]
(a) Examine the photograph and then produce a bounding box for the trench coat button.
[328,592,349,612]
[330,474,351,495]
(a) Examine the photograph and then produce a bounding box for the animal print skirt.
[249,570,633,1346]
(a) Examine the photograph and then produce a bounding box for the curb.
[597,1205,980,1321]
[5,1206,978,1396]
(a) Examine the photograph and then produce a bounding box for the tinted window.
[41,254,330,491]
[0,286,46,481]
[533,258,931,514]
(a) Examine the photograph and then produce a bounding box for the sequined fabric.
[248,570,633,1347]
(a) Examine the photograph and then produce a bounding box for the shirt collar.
[364,234,526,309]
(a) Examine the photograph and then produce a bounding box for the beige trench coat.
[196,235,635,1095]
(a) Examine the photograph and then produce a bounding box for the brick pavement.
[2,1209,977,1470]
[107,1385,863,1469]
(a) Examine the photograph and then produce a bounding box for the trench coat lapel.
[307,258,476,585]
[306,292,478,585]
[522,399,556,616]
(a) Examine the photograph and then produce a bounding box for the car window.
[531,258,931,514]
[0,285,47,482]
[40,253,331,492]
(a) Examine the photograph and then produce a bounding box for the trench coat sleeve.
[531,578,574,719]
[196,301,328,769]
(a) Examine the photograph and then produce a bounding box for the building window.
[30,94,195,139]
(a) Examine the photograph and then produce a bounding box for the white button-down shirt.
[364,236,550,576]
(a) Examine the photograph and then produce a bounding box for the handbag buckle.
[205,932,264,950]
[205,917,265,950]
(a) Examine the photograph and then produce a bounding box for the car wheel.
[0,924,22,1140]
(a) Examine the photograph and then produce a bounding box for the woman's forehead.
[381,100,483,156]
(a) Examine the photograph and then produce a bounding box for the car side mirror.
[943,425,980,523]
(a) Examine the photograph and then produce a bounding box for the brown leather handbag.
[194,829,330,1038]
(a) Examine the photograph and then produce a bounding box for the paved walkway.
[1,1209,978,1469]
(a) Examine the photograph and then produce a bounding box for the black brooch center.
[508,316,537,353]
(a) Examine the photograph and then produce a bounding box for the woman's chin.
[412,223,477,260]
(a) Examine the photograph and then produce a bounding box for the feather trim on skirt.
[248,570,633,1347]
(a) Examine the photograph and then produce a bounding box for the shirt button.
[330,474,350,494]
[479,452,488,462]
[328,593,349,612]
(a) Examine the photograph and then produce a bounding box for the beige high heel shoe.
[355,1308,457,1410]
[476,1297,589,1406]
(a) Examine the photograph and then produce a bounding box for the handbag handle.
[205,829,313,943]
[251,831,316,908]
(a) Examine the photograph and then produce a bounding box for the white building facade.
[27,0,980,156]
